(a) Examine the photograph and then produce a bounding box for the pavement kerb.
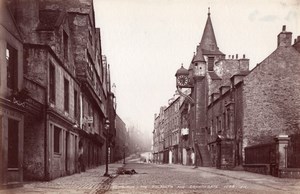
[165,163,294,192]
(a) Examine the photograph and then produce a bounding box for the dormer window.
[208,57,214,71]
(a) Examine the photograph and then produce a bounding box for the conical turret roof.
[192,45,205,63]
[199,8,224,56]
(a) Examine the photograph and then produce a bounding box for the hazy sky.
[93,0,299,137]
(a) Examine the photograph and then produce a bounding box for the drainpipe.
[44,83,49,180]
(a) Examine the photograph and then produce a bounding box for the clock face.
[177,75,189,87]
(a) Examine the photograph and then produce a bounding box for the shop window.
[6,44,18,90]
[8,118,19,168]
[54,126,61,154]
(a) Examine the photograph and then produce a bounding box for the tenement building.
[0,2,26,187]
[163,96,181,164]
[0,0,117,187]
[152,106,166,164]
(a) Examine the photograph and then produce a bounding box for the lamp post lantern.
[103,118,110,177]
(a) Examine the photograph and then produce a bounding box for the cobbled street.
[105,162,300,194]
[2,159,300,194]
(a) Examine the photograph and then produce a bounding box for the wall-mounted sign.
[181,128,189,136]
[83,116,93,124]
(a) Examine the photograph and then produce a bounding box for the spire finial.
[208,7,210,16]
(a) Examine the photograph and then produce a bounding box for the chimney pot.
[243,54,245,59]
[232,55,234,59]
[297,36,300,42]
[282,25,286,31]
[236,54,238,59]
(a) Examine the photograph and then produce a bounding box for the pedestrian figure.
[78,140,85,172]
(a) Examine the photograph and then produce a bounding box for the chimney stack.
[277,25,292,47]
[236,54,238,59]
[282,25,286,31]
[238,54,249,71]
[293,35,300,53]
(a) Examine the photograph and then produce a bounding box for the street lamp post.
[103,118,110,177]
[123,144,126,164]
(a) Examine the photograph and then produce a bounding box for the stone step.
[195,143,212,167]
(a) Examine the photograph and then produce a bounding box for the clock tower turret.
[175,64,189,88]
[192,45,206,77]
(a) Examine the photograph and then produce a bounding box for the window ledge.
[8,168,19,171]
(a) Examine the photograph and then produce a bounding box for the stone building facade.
[0,2,26,187]
[163,97,181,164]
[1,0,116,185]
[152,106,166,164]
[152,113,160,163]
[243,26,300,148]
[114,114,128,162]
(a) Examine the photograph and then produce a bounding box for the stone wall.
[23,118,45,181]
[243,46,300,148]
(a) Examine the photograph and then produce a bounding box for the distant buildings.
[0,0,128,187]
[152,9,300,177]
[114,115,129,162]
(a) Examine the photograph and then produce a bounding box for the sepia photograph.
[0,0,299,193]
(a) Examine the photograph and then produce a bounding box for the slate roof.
[208,71,222,80]
[193,45,205,63]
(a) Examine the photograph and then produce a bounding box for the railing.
[244,143,276,164]
[287,134,300,168]
[244,142,276,175]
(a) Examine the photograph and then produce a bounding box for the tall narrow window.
[54,126,61,154]
[74,89,78,118]
[8,119,19,168]
[227,110,231,133]
[6,44,18,90]
[223,112,226,132]
[63,31,68,61]
[208,57,214,71]
[64,78,69,112]
[215,117,218,133]
[49,63,55,103]
[89,31,93,45]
